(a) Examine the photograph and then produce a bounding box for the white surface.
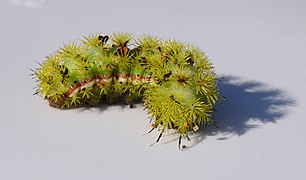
[1,0,305,179]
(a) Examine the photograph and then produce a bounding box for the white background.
[1,0,305,179]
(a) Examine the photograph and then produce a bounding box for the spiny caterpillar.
[32,32,220,150]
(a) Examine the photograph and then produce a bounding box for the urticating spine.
[33,32,220,149]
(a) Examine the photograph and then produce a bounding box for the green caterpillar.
[33,32,220,149]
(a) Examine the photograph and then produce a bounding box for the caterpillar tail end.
[47,97,65,109]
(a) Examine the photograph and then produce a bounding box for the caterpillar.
[32,32,220,150]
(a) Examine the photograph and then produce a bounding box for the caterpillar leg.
[86,98,101,107]
[178,135,191,150]
[178,136,185,150]
[149,130,163,147]
[147,127,155,134]
[123,97,134,108]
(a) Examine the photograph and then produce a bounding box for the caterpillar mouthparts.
[33,32,220,150]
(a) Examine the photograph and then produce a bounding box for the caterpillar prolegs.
[33,32,220,149]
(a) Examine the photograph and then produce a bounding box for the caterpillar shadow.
[190,75,296,147]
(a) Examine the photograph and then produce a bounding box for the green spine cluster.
[33,32,220,148]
